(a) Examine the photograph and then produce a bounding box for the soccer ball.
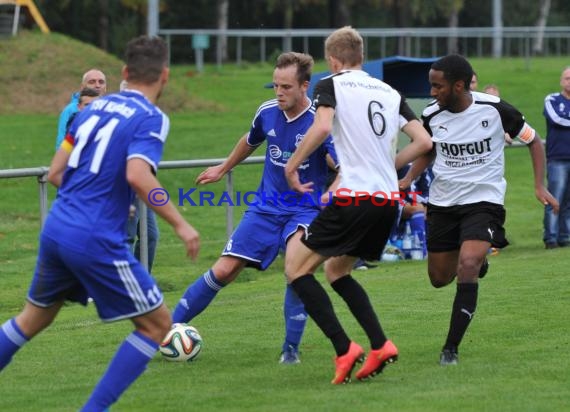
[159,323,203,362]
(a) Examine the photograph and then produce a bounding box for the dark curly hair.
[431,54,474,91]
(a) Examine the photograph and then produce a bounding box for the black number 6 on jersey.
[368,100,386,137]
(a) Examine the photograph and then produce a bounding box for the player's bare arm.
[196,133,256,185]
[399,148,435,191]
[46,147,72,188]
[527,136,559,213]
[395,119,433,170]
[127,158,200,259]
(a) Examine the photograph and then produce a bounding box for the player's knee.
[212,258,244,284]
[16,302,62,338]
[428,271,454,288]
[135,307,172,343]
[212,269,237,284]
[429,278,447,288]
[322,258,350,282]
[457,256,483,279]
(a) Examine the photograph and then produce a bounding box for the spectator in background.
[483,84,500,96]
[543,67,570,249]
[54,69,106,151]
[470,71,478,91]
[64,87,100,132]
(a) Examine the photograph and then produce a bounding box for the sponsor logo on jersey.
[482,120,489,127]
[269,145,282,159]
[439,137,492,156]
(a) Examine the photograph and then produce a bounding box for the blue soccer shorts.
[222,209,318,270]
[27,232,164,322]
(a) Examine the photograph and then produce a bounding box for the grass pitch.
[0,54,569,411]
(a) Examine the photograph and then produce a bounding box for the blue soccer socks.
[82,331,157,411]
[0,318,29,370]
[282,283,307,353]
[172,269,225,323]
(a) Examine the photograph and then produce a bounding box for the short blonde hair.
[325,26,363,67]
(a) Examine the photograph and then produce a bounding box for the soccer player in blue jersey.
[0,36,200,411]
[172,52,336,364]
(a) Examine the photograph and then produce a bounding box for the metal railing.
[159,26,570,66]
[0,156,265,269]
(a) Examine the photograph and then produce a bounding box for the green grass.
[1,55,569,411]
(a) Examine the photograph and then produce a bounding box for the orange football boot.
[331,342,365,384]
[355,340,398,380]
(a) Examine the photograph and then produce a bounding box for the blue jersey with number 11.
[43,90,169,253]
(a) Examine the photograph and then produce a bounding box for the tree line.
[24,0,569,60]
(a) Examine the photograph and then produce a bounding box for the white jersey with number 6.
[312,70,417,196]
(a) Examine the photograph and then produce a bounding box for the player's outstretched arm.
[196,133,256,185]
[527,136,559,213]
[395,119,433,171]
[127,158,200,260]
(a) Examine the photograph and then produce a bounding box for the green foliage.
[27,0,570,61]
[408,0,465,23]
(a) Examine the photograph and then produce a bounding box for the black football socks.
[291,274,351,356]
[331,275,387,350]
[444,282,478,351]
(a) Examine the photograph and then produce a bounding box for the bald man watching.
[54,69,106,150]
